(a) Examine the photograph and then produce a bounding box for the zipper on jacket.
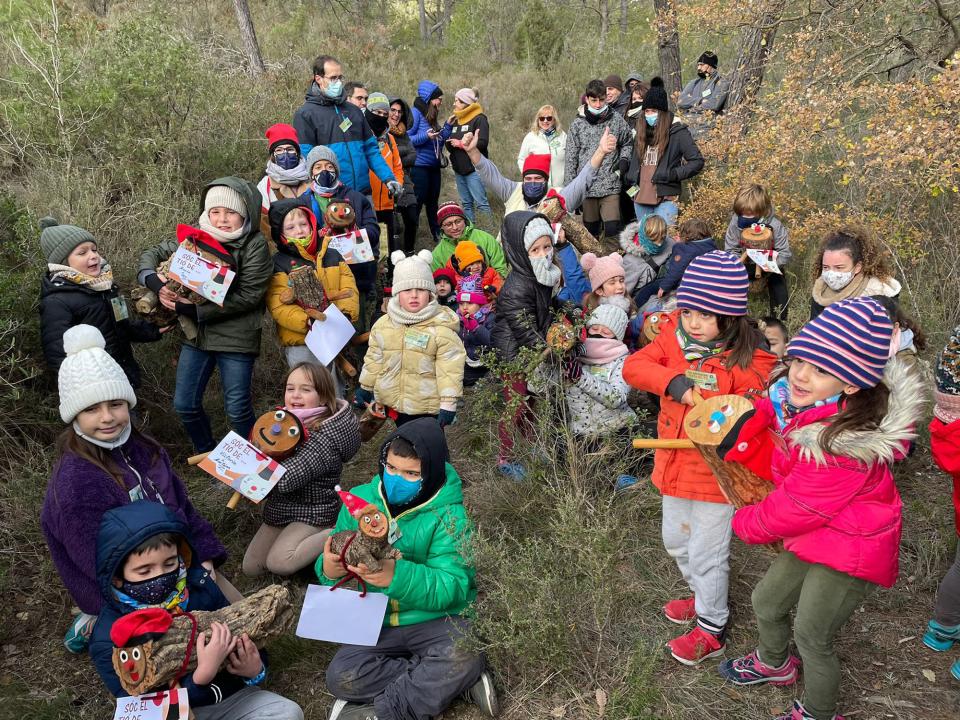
[118,448,164,505]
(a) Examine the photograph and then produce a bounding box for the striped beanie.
[676,250,749,317]
[787,296,894,388]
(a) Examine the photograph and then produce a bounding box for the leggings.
[242,522,333,577]
[411,166,442,241]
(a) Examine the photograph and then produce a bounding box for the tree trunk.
[726,0,786,117]
[653,0,682,98]
[231,0,265,77]
[599,0,610,51]
[620,0,628,35]
[418,0,429,42]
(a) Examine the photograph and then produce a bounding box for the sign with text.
[167,245,236,305]
[114,689,189,720]
[326,228,375,265]
[198,431,286,503]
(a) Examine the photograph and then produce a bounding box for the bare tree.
[232,0,265,77]
[653,0,682,97]
[726,0,785,115]
[620,0,629,35]
[599,0,610,50]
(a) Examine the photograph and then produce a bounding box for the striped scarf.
[675,323,724,361]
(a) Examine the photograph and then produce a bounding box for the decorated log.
[539,196,604,256]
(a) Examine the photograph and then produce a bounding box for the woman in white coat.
[516,105,567,188]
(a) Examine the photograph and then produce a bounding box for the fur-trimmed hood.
[618,220,673,264]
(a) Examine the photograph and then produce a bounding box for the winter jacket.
[447,112,489,176]
[810,275,902,320]
[618,221,675,293]
[517,130,567,187]
[564,108,633,198]
[390,98,418,208]
[622,309,776,504]
[624,119,704,199]
[316,421,475,626]
[722,214,792,267]
[444,264,504,297]
[931,417,960,536]
[292,84,397,194]
[409,81,453,168]
[431,224,508,277]
[678,72,730,115]
[89,502,247,705]
[138,177,271,356]
[567,353,637,437]
[370,131,405,212]
[359,304,466,415]
[632,237,717,308]
[41,433,225,615]
[725,358,923,587]
[263,400,361,528]
[266,201,360,346]
[39,273,160,388]
[475,155,597,218]
[460,311,496,364]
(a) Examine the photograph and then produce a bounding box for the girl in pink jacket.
[714,297,925,720]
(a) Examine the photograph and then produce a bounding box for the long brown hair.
[55,424,161,489]
[634,109,671,164]
[716,315,766,371]
[810,225,895,284]
[820,382,891,453]
[287,362,338,425]
[870,294,927,352]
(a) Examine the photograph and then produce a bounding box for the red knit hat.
[433,267,456,287]
[110,607,173,648]
[437,201,466,226]
[265,123,300,154]
[522,154,551,179]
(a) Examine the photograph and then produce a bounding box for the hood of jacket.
[500,210,549,280]
[199,176,263,246]
[389,97,414,128]
[95,501,197,614]
[625,72,643,86]
[416,80,440,104]
[787,356,926,466]
[377,417,451,515]
[269,197,320,258]
[305,81,344,107]
[618,220,671,262]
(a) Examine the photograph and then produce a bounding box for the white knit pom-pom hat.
[58,325,137,422]
[390,249,437,294]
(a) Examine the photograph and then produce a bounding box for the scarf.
[386,296,441,325]
[543,127,557,138]
[582,104,611,125]
[73,421,132,450]
[811,271,870,307]
[452,102,483,125]
[198,213,248,243]
[265,158,310,186]
[769,375,840,432]
[113,558,190,612]
[599,294,632,313]
[286,405,327,430]
[675,323,725,361]
[48,262,115,292]
[579,337,629,366]
[530,256,562,289]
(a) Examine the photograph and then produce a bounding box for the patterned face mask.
[119,568,180,606]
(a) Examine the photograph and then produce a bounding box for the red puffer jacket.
[930,416,960,535]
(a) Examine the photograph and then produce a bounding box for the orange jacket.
[369,133,404,212]
[443,262,505,296]
[623,310,776,503]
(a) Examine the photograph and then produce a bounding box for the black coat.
[626,119,704,197]
[39,273,160,387]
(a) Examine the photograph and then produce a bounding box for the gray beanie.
[306,145,341,176]
[523,217,554,251]
[588,305,629,342]
[204,185,247,218]
[40,216,96,265]
[367,92,390,114]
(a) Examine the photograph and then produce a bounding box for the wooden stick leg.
[633,438,696,449]
[336,354,357,378]
[227,492,241,510]
[187,452,210,466]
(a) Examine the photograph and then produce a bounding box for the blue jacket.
[89,502,255,707]
[293,84,396,194]
[633,237,717,307]
[556,243,591,305]
[409,81,452,168]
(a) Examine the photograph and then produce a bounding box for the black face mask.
[119,567,179,605]
[366,110,389,137]
[697,70,708,79]
[587,332,607,339]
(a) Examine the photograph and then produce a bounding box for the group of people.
[33,50,960,720]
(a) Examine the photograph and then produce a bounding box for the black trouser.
[766,271,789,320]
[397,204,419,255]
[377,209,398,272]
[411,166,442,241]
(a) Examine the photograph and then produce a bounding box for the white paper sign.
[198,431,286,503]
[326,228,375,265]
[304,304,356,366]
[114,689,189,720]
[167,245,236,306]
[295,584,389,646]
[746,249,782,274]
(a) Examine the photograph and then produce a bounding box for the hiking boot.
[666,625,725,666]
[773,699,844,720]
[923,619,960,651]
[63,611,97,653]
[718,650,800,686]
[464,670,500,717]
[497,462,527,481]
[328,700,379,720]
[663,596,696,625]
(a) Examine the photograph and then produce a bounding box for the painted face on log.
[114,643,150,688]
[249,409,305,460]
[641,311,665,345]
[357,506,388,539]
[324,200,355,230]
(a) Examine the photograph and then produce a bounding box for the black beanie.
[641,77,669,112]
[698,51,719,69]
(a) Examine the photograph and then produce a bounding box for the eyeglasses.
[538,116,554,122]
[273,148,298,158]
[324,74,345,82]
[441,217,465,227]
[389,108,401,115]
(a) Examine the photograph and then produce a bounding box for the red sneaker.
[667,626,725,666]
[663,596,696,624]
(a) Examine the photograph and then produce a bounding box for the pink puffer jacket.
[729,358,925,587]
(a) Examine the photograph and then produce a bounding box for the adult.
[516,105,567,188]
[677,51,730,139]
[256,123,311,239]
[389,97,419,256]
[431,201,507,276]
[409,80,452,242]
[366,92,405,261]
[564,79,633,241]
[623,77,704,227]
[292,55,399,198]
[604,74,630,118]
[624,72,644,98]
[809,226,901,319]
[446,87,492,225]
[344,81,368,109]
[624,81,649,132]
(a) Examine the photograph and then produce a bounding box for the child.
[632,217,716,311]
[433,267,459,309]
[870,294,927,372]
[581,252,634,315]
[924,326,960,679]
[619,213,673,296]
[623,251,776,664]
[242,363,361,577]
[722,183,792,319]
[139,177,272,452]
[457,275,496,386]
[318,419,497,720]
[716,297,924,720]
[447,239,504,296]
[89,501,303,719]
[39,217,163,387]
[761,316,788,358]
[356,250,465,427]
[41,325,226,652]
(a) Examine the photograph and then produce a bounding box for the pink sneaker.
[663,596,697,624]
[666,625,725,666]
[774,699,844,719]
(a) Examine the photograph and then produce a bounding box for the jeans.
[453,171,491,222]
[634,199,679,226]
[173,344,257,453]
[192,687,302,720]
[935,541,960,626]
[411,166,442,240]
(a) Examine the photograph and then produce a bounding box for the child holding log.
[622,250,776,665]
[716,297,925,720]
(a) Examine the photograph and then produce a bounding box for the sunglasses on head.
[539,116,554,121]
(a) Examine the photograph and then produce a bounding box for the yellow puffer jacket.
[266,235,360,347]
[359,303,465,414]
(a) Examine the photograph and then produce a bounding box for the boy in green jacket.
[317,418,498,720]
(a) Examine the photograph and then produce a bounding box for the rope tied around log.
[330,532,368,597]
[170,608,199,686]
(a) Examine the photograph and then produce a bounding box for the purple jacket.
[41,432,226,614]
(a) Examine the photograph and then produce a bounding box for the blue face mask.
[324,79,343,98]
[312,170,339,195]
[522,181,547,204]
[587,103,607,116]
[737,215,758,229]
[382,469,422,505]
[645,114,658,127]
[274,151,300,170]
[119,567,180,606]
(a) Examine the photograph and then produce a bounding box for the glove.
[175,301,199,322]
[386,180,403,198]
[144,273,166,293]
[618,157,630,177]
[562,358,583,384]
[354,387,374,408]
[438,409,456,427]
[461,316,479,333]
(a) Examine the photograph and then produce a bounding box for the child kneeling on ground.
[318,418,498,720]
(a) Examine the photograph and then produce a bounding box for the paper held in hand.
[167,244,236,305]
[295,584,388,646]
[326,228,375,265]
[197,431,286,503]
[114,689,189,720]
[304,304,356,366]
[746,249,782,274]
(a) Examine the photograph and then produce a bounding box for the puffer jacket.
[567,351,637,437]
[389,98,418,208]
[931,417,960,535]
[431,223,508,277]
[265,200,359,346]
[564,107,633,198]
[359,303,465,415]
[138,177,272,355]
[726,357,924,587]
[622,310,776,503]
[409,81,452,168]
[370,131,404,212]
[624,118,704,198]
[618,221,675,293]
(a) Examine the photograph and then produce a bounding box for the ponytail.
[717,315,765,371]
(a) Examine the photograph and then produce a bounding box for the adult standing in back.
[292,55,400,198]
[390,97,419,257]
[516,105,567,188]
[409,80,452,242]
[446,87,492,227]
[677,51,730,139]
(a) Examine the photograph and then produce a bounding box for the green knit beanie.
[40,216,96,265]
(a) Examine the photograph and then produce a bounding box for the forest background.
[1,0,960,718]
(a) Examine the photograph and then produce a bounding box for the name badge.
[388,519,402,544]
[685,369,718,391]
[404,330,430,350]
[702,88,712,97]
[339,117,353,133]
[128,485,146,502]
[625,185,641,199]
[588,365,612,381]
[111,296,130,322]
